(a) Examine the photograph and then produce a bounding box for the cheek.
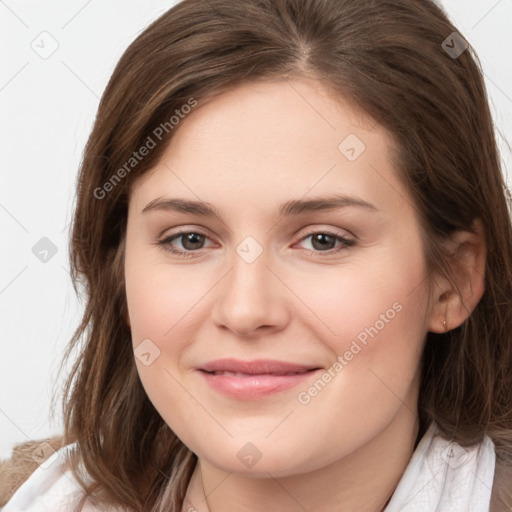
[288,262,427,465]
[125,246,205,350]
[286,242,428,358]
[124,254,201,435]
[292,239,429,420]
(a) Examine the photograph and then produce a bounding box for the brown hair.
[2,0,512,510]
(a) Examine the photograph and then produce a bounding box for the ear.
[427,218,486,333]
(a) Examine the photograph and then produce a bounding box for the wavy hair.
[2,0,512,510]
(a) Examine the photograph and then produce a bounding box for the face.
[124,78,432,476]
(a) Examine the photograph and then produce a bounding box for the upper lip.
[199,358,321,375]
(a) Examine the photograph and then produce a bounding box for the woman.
[2,0,512,510]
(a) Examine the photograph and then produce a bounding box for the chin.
[194,435,332,478]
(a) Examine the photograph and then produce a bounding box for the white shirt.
[1,444,122,512]
[384,422,495,511]
[3,422,495,511]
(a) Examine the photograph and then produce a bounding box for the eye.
[157,230,214,258]
[296,230,355,256]
[155,228,356,259]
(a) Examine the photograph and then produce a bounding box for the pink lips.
[198,358,321,399]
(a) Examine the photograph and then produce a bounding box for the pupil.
[312,233,334,251]
[183,233,203,249]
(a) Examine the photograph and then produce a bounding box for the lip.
[197,358,322,399]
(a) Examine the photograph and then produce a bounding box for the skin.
[124,78,486,512]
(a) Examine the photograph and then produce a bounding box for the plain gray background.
[1,0,511,460]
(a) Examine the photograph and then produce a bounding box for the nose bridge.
[211,234,288,335]
[226,234,272,305]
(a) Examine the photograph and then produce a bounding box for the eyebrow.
[141,194,378,218]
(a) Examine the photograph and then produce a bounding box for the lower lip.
[198,369,320,399]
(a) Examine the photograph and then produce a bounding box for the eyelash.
[155,229,356,259]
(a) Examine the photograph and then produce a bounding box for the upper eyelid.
[160,227,355,248]
[159,224,354,238]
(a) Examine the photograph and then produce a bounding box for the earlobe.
[428,219,486,333]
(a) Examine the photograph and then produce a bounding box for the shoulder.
[1,439,121,512]
[0,437,64,507]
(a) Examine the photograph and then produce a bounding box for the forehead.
[129,79,411,221]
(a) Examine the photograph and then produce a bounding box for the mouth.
[199,358,321,374]
[197,359,322,399]
[203,369,314,377]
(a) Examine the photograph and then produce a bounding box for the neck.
[182,403,420,512]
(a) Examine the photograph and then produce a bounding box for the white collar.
[384,421,496,512]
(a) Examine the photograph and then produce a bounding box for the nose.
[211,244,290,338]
